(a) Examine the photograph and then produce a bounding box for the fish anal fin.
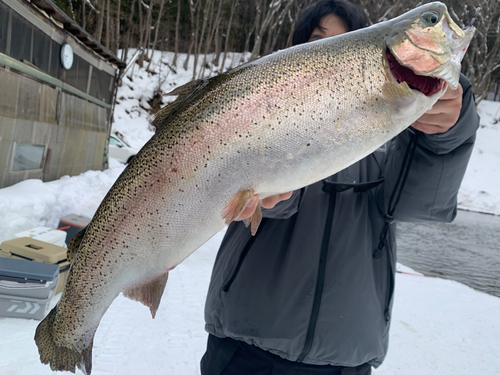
[221,189,255,225]
[67,227,87,264]
[123,272,169,319]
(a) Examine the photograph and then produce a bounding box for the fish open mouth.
[386,49,444,96]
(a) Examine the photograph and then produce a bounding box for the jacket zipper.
[222,219,267,292]
[297,185,337,362]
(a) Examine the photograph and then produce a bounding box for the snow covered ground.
[0,51,499,374]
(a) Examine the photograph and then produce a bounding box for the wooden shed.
[0,0,125,188]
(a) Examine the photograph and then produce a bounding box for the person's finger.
[413,112,458,128]
[261,192,293,209]
[440,83,463,100]
[411,122,447,134]
[422,96,462,116]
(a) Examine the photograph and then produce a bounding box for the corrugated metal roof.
[28,0,126,69]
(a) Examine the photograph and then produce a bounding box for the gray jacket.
[204,74,479,368]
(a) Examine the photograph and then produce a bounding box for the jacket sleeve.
[384,74,479,223]
[261,187,308,219]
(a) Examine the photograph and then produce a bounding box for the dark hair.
[292,0,368,46]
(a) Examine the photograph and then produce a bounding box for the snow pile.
[458,100,500,214]
[0,160,124,243]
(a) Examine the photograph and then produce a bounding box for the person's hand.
[235,192,293,221]
[411,83,463,134]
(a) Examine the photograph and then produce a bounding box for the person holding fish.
[201,1,479,374]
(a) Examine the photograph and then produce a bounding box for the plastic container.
[14,226,67,248]
[0,290,55,320]
[0,256,59,299]
[57,214,91,246]
[0,237,70,294]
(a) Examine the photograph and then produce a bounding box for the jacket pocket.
[222,219,267,292]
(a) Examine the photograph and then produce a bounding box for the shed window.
[65,54,91,93]
[10,12,32,62]
[12,144,46,171]
[90,68,114,104]
[0,3,9,54]
[32,29,51,73]
[49,39,61,79]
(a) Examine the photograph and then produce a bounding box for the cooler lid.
[0,237,67,263]
[0,257,59,283]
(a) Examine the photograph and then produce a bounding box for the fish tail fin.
[35,308,94,375]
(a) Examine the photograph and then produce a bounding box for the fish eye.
[421,11,440,25]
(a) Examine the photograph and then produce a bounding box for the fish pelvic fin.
[221,189,255,225]
[123,272,169,319]
[243,202,263,236]
[66,226,87,264]
[34,308,94,375]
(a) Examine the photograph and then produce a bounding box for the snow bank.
[458,100,500,215]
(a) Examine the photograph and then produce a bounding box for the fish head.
[385,2,475,96]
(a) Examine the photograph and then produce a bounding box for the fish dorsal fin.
[123,272,169,318]
[66,227,87,263]
[166,78,206,97]
[153,79,208,131]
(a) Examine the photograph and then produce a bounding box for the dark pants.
[201,335,372,375]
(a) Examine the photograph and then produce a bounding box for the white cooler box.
[14,227,67,248]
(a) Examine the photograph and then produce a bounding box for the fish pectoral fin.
[381,81,418,114]
[243,202,262,236]
[66,226,87,263]
[123,272,169,319]
[221,189,255,225]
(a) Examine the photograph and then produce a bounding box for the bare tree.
[94,0,105,43]
[146,0,167,72]
[220,0,239,71]
[81,0,86,29]
[172,0,182,67]
[199,0,225,78]
[122,0,138,65]
[115,0,122,54]
[250,0,298,60]
[183,0,201,73]
[211,0,226,67]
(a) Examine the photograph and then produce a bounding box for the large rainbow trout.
[35,2,474,373]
